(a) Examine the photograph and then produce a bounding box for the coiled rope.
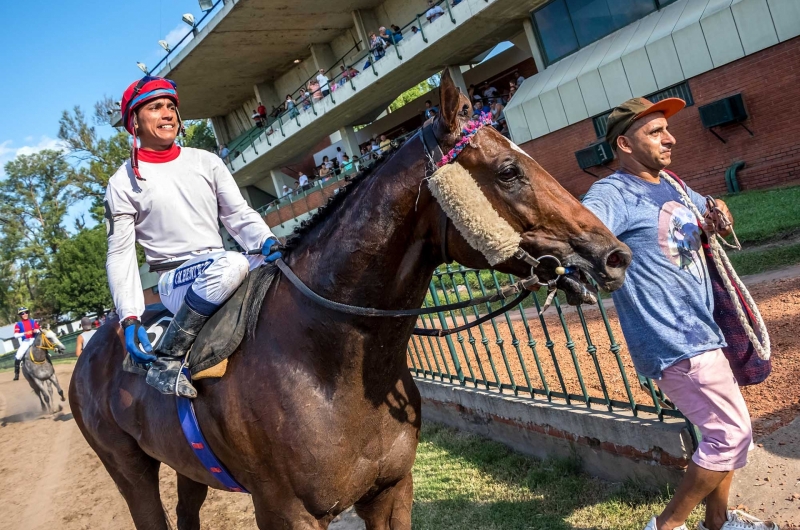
[661,171,771,360]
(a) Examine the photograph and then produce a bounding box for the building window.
[532,0,674,66]
[592,82,694,138]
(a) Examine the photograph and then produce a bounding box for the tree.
[181,119,218,152]
[58,103,130,222]
[0,149,77,321]
[39,226,112,317]
[388,75,441,113]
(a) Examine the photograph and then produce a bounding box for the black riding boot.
[145,303,209,399]
[13,358,20,380]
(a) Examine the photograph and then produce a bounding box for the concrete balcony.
[217,0,546,187]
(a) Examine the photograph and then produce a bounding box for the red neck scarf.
[138,143,181,164]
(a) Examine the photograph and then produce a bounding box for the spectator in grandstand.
[391,25,403,42]
[257,102,267,121]
[424,100,439,120]
[285,94,299,119]
[336,147,346,164]
[411,26,419,35]
[316,69,331,98]
[342,154,354,173]
[369,32,386,61]
[308,79,322,102]
[251,109,263,128]
[379,134,392,154]
[472,99,490,118]
[482,83,498,103]
[218,144,230,163]
[426,0,445,23]
[281,185,291,198]
[514,70,525,87]
[379,27,393,46]
[297,171,310,191]
[490,99,505,126]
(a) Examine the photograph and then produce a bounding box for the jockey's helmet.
[17,307,29,315]
[121,76,180,134]
[120,76,183,180]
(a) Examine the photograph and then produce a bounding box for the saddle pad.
[188,263,278,376]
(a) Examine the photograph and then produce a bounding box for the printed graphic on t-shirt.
[658,201,707,282]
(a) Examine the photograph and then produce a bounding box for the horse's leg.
[34,378,51,413]
[90,440,170,529]
[49,373,65,401]
[251,494,322,529]
[175,473,208,530]
[354,473,413,530]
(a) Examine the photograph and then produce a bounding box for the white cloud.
[0,136,67,177]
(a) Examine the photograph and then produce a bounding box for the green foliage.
[58,104,130,222]
[723,185,800,245]
[388,75,440,113]
[726,242,800,277]
[181,119,218,152]
[0,149,77,321]
[40,227,112,317]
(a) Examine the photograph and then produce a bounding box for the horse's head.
[424,70,631,302]
[34,329,65,355]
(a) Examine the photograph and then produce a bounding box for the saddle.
[125,264,278,379]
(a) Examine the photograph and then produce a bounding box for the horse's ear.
[439,68,467,133]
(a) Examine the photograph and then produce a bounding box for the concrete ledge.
[416,378,691,489]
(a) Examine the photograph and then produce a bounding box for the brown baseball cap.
[605,97,685,149]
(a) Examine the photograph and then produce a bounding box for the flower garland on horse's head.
[436,113,494,167]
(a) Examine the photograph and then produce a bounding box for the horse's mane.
[282,148,403,252]
[245,144,408,337]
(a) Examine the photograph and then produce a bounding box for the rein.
[274,259,535,336]
[29,333,55,364]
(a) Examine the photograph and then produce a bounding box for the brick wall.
[264,179,347,228]
[519,37,800,197]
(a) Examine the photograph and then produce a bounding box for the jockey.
[105,76,281,399]
[13,307,41,381]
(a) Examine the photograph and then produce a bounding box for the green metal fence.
[407,265,683,420]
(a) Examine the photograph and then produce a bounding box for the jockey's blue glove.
[122,317,156,364]
[261,237,283,263]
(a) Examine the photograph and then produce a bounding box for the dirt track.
[0,275,797,529]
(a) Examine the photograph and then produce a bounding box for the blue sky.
[0,0,219,178]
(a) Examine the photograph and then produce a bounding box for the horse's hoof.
[59,391,65,402]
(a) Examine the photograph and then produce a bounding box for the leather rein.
[247,119,566,337]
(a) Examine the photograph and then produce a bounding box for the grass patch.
[412,423,702,529]
[724,185,800,245]
[726,242,800,277]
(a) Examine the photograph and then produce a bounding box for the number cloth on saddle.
[125,264,278,377]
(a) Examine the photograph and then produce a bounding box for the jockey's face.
[19,311,29,320]
[135,97,178,150]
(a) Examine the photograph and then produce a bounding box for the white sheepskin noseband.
[427,162,521,266]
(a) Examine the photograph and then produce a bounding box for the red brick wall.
[519,37,800,197]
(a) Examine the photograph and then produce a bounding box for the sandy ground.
[0,275,797,529]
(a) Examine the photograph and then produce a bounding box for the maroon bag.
[667,171,771,386]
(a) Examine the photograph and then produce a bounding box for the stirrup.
[145,358,197,398]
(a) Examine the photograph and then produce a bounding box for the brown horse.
[69,70,630,529]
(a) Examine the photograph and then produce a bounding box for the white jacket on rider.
[104,146,275,320]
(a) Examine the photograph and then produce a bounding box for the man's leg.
[147,251,250,397]
[653,349,752,530]
[657,464,730,529]
[13,342,31,381]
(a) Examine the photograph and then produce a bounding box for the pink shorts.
[657,348,752,472]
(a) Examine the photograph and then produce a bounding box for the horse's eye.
[498,166,520,182]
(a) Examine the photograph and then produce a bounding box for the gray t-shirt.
[582,171,726,379]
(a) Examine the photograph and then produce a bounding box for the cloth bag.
[666,170,771,386]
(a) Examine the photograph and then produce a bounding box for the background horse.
[70,70,631,530]
[22,329,66,414]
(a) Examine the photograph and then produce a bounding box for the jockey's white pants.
[157,251,264,316]
[15,340,33,360]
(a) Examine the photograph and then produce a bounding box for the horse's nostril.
[606,249,628,269]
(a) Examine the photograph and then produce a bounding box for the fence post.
[443,0,456,23]
[416,15,428,43]
[429,274,465,385]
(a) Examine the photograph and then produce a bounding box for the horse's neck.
[284,136,440,371]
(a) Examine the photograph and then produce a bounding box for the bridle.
[250,114,568,336]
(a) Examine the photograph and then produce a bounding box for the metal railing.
[222,0,469,171]
[408,265,683,421]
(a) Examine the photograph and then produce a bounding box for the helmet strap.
[130,115,145,181]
